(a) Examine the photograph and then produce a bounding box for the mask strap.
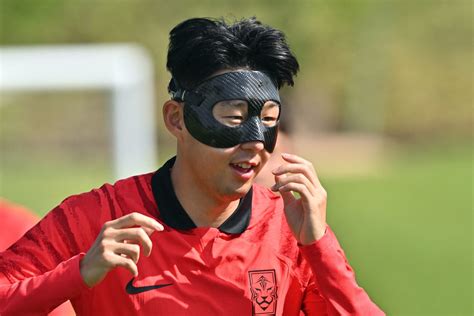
[168,78,186,101]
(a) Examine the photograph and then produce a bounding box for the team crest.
[248,269,278,315]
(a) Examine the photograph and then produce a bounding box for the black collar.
[151,157,252,234]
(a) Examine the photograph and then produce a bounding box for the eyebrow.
[263,101,279,108]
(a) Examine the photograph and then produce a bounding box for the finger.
[141,226,158,236]
[113,255,138,276]
[278,182,312,203]
[280,189,296,207]
[114,243,141,263]
[115,227,153,257]
[280,152,312,165]
[276,153,316,174]
[123,226,158,237]
[107,212,164,231]
[271,174,316,195]
[274,155,322,187]
[272,163,317,185]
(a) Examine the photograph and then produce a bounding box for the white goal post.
[0,44,157,180]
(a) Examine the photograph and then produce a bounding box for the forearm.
[0,254,87,314]
[299,226,385,315]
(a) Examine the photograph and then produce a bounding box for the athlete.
[0,17,385,315]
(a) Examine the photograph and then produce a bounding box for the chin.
[235,181,253,196]
[222,182,252,200]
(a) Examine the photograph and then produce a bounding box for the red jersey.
[0,199,75,316]
[0,198,39,251]
[0,158,384,315]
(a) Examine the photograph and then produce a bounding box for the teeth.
[236,163,252,169]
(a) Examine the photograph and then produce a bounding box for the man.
[0,17,384,315]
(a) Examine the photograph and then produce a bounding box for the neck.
[170,156,240,228]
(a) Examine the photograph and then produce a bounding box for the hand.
[80,212,164,288]
[272,153,327,245]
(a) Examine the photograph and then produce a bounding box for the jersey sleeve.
[299,226,385,315]
[0,200,95,314]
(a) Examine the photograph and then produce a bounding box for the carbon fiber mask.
[168,71,281,153]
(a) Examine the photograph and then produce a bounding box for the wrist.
[79,255,100,288]
[314,223,327,241]
[300,223,327,245]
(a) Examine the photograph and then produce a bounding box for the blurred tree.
[0,0,471,142]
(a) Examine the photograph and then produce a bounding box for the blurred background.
[0,0,472,315]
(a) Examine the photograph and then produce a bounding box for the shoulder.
[64,172,153,205]
[4,173,157,257]
[56,172,155,222]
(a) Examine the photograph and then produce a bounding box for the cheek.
[182,127,240,163]
[188,138,234,162]
[261,151,271,164]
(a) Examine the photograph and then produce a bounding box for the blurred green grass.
[324,144,472,315]
[0,155,112,216]
[0,143,472,315]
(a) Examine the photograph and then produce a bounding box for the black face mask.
[168,71,281,152]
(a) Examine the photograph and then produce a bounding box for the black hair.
[167,17,299,91]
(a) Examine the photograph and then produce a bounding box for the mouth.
[229,161,259,179]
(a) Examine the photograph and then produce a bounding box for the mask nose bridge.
[242,115,265,144]
[248,98,264,116]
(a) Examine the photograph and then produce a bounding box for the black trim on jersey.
[151,156,252,234]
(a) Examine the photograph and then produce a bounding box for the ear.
[163,100,185,139]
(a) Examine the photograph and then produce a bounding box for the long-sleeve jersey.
[0,158,384,315]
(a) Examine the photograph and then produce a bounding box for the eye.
[212,100,248,127]
[223,115,245,122]
[217,115,244,127]
[262,116,277,126]
[260,101,280,127]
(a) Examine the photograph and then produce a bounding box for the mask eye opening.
[212,99,249,127]
[259,100,280,128]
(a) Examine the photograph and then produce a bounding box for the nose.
[240,140,265,152]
